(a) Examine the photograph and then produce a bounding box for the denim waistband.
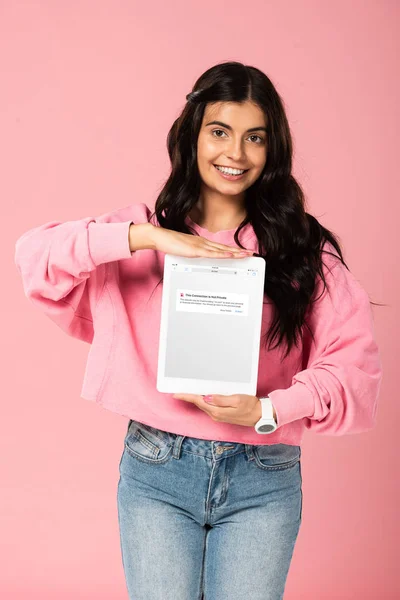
[127,418,299,463]
[170,433,257,461]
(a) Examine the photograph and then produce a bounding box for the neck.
[189,189,247,233]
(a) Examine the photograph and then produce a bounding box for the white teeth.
[215,165,245,175]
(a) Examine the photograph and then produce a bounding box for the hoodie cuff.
[88,220,133,266]
[268,381,315,428]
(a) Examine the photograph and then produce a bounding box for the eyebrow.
[205,120,267,133]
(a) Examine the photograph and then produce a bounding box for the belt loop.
[245,444,255,461]
[172,435,185,459]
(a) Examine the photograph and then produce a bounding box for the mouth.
[213,164,249,181]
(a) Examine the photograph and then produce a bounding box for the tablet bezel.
[156,254,266,396]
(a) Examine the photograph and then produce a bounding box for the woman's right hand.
[129,223,254,258]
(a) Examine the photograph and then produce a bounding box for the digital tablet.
[156,254,266,396]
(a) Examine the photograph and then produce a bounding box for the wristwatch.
[254,396,278,434]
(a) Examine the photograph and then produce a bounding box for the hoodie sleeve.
[14,203,149,344]
[268,247,383,435]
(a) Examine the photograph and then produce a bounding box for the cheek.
[203,149,217,164]
[252,153,267,173]
[198,136,219,160]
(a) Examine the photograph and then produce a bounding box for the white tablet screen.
[163,260,264,383]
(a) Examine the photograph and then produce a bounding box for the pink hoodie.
[14,202,383,445]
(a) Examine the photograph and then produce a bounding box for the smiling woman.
[196,101,268,197]
[14,59,382,600]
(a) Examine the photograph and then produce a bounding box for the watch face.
[259,423,275,433]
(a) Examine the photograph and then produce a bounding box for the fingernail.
[203,395,213,402]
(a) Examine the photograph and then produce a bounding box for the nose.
[225,138,246,162]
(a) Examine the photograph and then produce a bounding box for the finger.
[173,393,203,402]
[205,241,253,253]
[210,394,238,407]
[173,393,219,409]
[203,249,250,258]
[203,245,254,257]
[173,394,217,416]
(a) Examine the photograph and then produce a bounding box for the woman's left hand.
[172,393,275,427]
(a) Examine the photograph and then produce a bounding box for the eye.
[249,134,265,144]
[212,129,227,138]
[211,130,265,144]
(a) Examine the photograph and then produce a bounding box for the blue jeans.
[117,419,303,600]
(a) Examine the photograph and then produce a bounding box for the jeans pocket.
[124,419,173,464]
[252,443,301,471]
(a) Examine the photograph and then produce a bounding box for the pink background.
[2,1,398,598]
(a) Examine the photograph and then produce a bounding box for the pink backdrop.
[2,1,398,598]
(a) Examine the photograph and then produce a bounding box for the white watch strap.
[259,396,275,421]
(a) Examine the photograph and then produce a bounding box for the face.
[196,101,268,197]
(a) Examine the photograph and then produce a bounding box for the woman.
[14,61,382,600]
